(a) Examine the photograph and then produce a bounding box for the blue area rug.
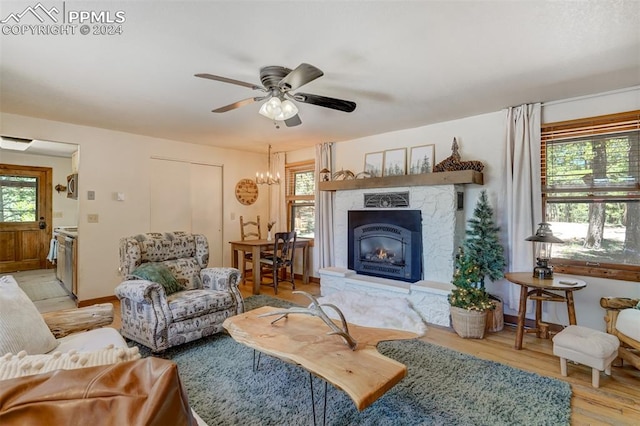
[131,295,571,425]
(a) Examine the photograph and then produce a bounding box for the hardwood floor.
[19,271,640,425]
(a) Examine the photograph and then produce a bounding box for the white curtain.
[315,142,335,268]
[269,151,286,233]
[502,103,542,310]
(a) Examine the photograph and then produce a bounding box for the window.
[541,110,640,281]
[286,160,315,239]
[0,175,38,222]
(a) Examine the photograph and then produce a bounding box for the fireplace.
[348,210,423,282]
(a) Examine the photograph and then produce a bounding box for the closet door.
[149,159,191,232]
[190,163,223,266]
[149,158,223,266]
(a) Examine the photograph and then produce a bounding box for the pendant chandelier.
[256,144,280,185]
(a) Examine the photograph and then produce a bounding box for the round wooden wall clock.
[235,178,259,205]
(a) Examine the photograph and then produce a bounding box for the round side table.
[505,272,587,350]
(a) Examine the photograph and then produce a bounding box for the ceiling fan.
[195,63,356,127]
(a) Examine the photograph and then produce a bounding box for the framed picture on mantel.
[409,144,435,174]
[383,148,406,176]
[364,151,384,177]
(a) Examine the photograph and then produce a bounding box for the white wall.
[0,113,269,301]
[326,87,640,330]
[0,150,78,229]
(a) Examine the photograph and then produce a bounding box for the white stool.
[552,325,620,388]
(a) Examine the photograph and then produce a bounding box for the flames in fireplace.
[365,246,402,265]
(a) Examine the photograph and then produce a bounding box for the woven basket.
[486,299,504,333]
[450,306,487,339]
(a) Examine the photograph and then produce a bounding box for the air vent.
[0,136,33,151]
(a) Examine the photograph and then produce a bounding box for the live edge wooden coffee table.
[223,306,418,417]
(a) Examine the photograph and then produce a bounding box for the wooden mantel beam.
[318,170,483,191]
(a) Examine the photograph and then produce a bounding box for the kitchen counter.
[55,226,77,238]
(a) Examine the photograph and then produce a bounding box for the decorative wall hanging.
[235,178,259,205]
[364,192,410,208]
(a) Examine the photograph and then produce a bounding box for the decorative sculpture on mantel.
[258,291,358,350]
[332,169,355,181]
[433,137,484,172]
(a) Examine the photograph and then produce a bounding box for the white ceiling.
[1,1,639,154]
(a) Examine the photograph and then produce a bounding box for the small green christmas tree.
[448,247,494,311]
[463,190,506,287]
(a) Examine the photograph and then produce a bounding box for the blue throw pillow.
[130,263,183,295]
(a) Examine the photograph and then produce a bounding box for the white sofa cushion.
[0,275,58,355]
[616,308,640,341]
[0,344,140,380]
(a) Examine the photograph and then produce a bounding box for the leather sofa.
[0,357,196,426]
[0,274,204,425]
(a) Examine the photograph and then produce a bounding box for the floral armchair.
[115,232,244,352]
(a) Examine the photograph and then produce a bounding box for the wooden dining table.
[229,238,311,295]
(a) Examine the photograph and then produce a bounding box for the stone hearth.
[320,183,469,327]
[319,267,453,326]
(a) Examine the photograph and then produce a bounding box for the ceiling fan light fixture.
[258,97,298,121]
[279,99,298,119]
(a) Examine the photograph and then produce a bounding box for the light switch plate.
[87,213,99,223]
[87,190,95,200]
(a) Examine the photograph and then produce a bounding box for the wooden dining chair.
[239,215,261,284]
[259,231,296,295]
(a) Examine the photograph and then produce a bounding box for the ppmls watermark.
[1,2,126,36]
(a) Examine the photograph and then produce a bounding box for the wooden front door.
[0,164,53,273]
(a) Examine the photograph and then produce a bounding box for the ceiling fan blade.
[195,73,264,91]
[278,63,324,91]
[284,114,302,127]
[212,97,266,113]
[293,93,356,113]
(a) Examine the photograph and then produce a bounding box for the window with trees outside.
[0,175,38,222]
[541,110,640,282]
[286,160,315,239]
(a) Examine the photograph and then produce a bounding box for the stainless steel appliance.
[54,227,77,296]
[67,173,78,199]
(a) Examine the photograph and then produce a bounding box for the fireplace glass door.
[348,210,422,282]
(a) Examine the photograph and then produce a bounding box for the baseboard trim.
[503,314,564,333]
[293,273,320,284]
[78,295,118,308]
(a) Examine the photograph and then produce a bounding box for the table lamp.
[525,222,563,279]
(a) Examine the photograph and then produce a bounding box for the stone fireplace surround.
[319,184,467,327]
